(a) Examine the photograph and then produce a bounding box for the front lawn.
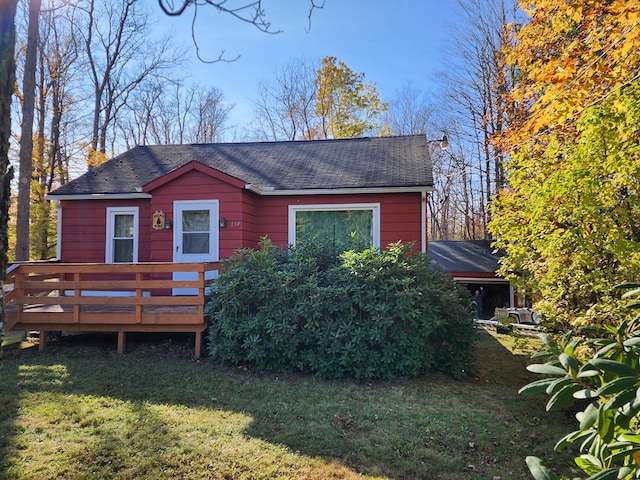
[0,330,578,479]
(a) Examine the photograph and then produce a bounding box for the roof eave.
[46,192,152,201]
[244,185,435,195]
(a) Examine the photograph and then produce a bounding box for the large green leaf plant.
[522,284,640,480]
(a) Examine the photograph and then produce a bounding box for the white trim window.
[106,207,139,263]
[288,203,380,251]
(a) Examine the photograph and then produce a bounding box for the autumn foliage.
[502,0,640,148]
[490,0,640,329]
[315,56,388,139]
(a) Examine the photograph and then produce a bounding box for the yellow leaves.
[610,0,640,23]
[502,0,640,152]
[86,147,108,168]
[531,57,578,84]
[567,4,582,24]
[314,56,388,139]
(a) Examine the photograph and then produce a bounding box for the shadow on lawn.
[0,330,568,479]
[0,334,187,478]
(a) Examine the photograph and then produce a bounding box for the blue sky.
[150,1,459,135]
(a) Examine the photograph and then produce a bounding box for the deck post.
[39,331,47,351]
[195,331,202,359]
[73,273,81,323]
[13,268,25,326]
[135,272,143,323]
[117,331,126,354]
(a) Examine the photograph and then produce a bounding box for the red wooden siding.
[236,193,258,252]
[146,169,251,261]
[60,199,151,263]
[59,171,426,263]
[252,192,424,251]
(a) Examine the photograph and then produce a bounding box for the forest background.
[1,0,639,331]
[5,0,512,263]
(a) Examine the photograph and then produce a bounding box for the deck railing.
[4,261,223,357]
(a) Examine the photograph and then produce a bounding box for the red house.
[5,136,435,355]
[48,135,434,265]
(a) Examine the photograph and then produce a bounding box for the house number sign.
[152,210,166,230]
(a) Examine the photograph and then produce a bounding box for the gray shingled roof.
[50,135,433,196]
[428,240,501,274]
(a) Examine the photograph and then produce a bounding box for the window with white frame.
[106,207,139,263]
[288,203,380,251]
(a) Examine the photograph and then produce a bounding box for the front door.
[173,200,219,295]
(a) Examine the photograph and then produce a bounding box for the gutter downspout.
[421,190,427,253]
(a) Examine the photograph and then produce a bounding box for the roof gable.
[49,135,433,197]
[142,161,246,193]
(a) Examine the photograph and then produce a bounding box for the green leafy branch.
[522,283,640,480]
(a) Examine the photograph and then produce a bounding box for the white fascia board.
[245,184,435,195]
[451,276,509,283]
[46,193,152,201]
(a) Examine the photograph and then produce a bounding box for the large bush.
[206,239,475,380]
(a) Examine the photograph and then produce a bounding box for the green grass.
[1,331,23,348]
[0,330,579,479]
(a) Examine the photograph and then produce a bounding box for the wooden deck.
[4,261,223,357]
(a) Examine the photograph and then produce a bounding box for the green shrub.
[520,283,640,480]
[207,238,475,380]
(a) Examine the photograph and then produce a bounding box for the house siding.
[60,199,151,263]
[59,174,426,263]
[146,169,248,261]
[253,192,424,251]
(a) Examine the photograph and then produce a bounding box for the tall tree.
[384,83,433,136]
[489,0,640,328]
[437,0,518,239]
[251,56,388,141]
[430,130,485,240]
[15,0,41,261]
[42,3,79,189]
[499,0,640,153]
[251,58,318,141]
[315,56,388,139]
[80,0,180,167]
[120,80,232,146]
[381,84,472,240]
[0,0,18,361]
[189,86,233,143]
[30,3,79,260]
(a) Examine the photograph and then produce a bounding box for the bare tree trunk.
[33,37,48,260]
[1,0,19,363]
[462,166,471,238]
[15,0,42,261]
[82,0,182,166]
[50,84,63,188]
[436,0,517,240]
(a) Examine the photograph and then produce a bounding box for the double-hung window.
[106,207,139,263]
[288,203,380,251]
